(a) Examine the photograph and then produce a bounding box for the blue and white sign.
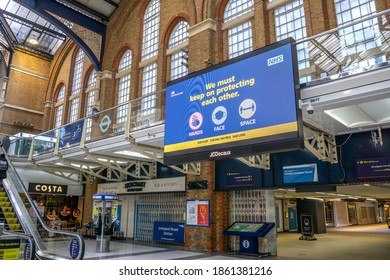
[153,222,185,244]
[59,119,84,148]
[164,38,302,165]
[93,193,119,201]
[283,164,318,184]
[239,236,258,255]
[69,239,80,259]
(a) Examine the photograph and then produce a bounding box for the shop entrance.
[119,193,186,242]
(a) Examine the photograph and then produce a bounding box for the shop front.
[27,182,84,231]
[98,176,186,243]
[15,167,84,232]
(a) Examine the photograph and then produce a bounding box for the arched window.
[141,0,160,118]
[168,21,189,81]
[274,0,310,83]
[116,50,132,131]
[69,49,84,123]
[85,69,97,139]
[224,0,254,59]
[54,85,65,129]
[141,0,160,61]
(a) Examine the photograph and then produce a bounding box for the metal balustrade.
[4,9,390,170]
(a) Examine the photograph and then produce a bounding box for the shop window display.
[30,194,80,230]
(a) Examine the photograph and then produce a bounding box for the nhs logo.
[267,54,284,66]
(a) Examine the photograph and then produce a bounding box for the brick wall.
[0,50,50,135]
[4,0,388,253]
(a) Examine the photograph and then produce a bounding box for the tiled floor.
[82,223,390,260]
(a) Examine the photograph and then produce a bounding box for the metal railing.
[5,9,390,160]
[1,145,85,259]
[0,227,35,260]
[8,90,166,161]
[296,9,390,86]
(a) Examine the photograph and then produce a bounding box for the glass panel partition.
[0,229,35,260]
[2,146,85,259]
[297,9,390,87]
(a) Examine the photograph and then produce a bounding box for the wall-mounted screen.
[164,38,303,165]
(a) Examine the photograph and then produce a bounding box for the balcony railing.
[5,90,165,160]
[297,9,390,87]
[5,9,390,160]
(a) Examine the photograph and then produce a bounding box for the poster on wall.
[186,200,210,227]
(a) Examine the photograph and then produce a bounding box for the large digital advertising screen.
[164,38,303,165]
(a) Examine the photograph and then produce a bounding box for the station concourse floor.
[83,223,390,260]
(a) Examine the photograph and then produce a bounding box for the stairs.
[0,188,22,232]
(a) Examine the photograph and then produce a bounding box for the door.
[288,207,298,231]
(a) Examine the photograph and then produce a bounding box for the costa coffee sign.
[28,183,68,195]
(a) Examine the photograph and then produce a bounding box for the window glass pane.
[168,21,189,80]
[334,0,379,70]
[228,21,253,59]
[55,105,63,129]
[141,63,157,115]
[141,0,160,61]
[68,49,84,123]
[275,0,310,80]
[168,21,189,48]
[116,50,132,126]
[224,0,254,22]
[69,99,79,123]
[57,85,65,102]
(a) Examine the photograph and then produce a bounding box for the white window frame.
[168,21,189,81]
[69,49,84,123]
[223,0,254,59]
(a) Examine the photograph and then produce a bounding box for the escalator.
[0,146,85,260]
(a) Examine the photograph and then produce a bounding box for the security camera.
[298,100,314,114]
[306,103,314,114]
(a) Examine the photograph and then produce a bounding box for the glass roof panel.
[0,0,66,56]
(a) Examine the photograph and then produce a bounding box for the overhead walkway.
[5,10,390,184]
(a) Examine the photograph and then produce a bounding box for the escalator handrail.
[1,229,36,260]
[1,144,85,260]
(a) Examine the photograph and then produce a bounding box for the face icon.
[212,106,227,125]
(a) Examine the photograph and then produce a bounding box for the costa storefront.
[16,167,84,231]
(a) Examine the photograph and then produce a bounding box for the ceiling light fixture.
[28,38,39,45]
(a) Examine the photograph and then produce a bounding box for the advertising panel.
[0,239,20,260]
[164,38,302,164]
[59,119,84,148]
[186,200,210,227]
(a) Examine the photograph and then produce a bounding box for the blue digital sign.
[164,38,303,165]
[283,164,318,184]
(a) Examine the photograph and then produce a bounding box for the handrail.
[0,229,36,260]
[1,144,85,260]
[295,8,390,45]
